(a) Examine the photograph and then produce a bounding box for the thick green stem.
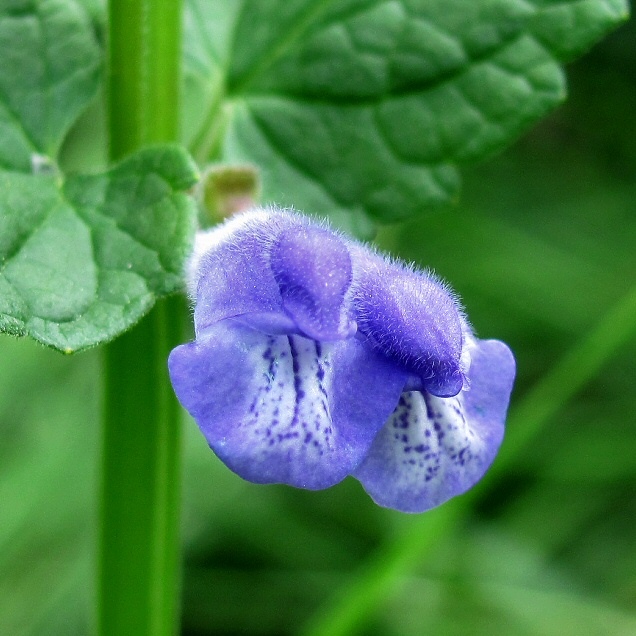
[99,303,183,636]
[99,2,184,635]
[108,1,182,154]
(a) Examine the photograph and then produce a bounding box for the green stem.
[99,303,183,636]
[302,283,636,636]
[108,1,182,154]
[99,2,184,635]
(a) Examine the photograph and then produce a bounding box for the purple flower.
[169,209,515,513]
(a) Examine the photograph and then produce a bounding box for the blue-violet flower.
[169,208,515,513]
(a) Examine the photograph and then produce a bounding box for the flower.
[168,208,515,513]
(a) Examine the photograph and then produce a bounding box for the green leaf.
[183,0,628,229]
[0,147,198,353]
[0,0,101,171]
[529,0,628,61]
[0,1,201,351]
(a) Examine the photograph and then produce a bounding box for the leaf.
[0,1,200,351]
[183,0,628,228]
[0,0,101,172]
[0,147,198,352]
[529,0,628,61]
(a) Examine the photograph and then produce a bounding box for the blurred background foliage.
[1,12,635,636]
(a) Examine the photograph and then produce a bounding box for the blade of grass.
[302,283,636,636]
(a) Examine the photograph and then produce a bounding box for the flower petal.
[350,245,465,397]
[353,339,515,513]
[270,224,356,341]
[191,209,355,341]
[192,213,286,335]
[168,321,407,489]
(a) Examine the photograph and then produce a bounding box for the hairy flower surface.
[169,208,515,512]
